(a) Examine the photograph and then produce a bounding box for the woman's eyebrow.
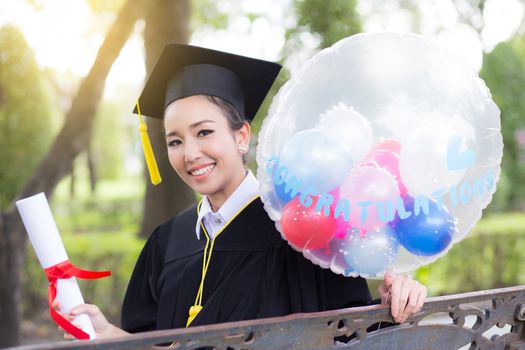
[166,120,215,137]
[189,119,215,128]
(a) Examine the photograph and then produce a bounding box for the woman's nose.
[183,140,202,162]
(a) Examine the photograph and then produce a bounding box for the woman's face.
[164,95,250,205]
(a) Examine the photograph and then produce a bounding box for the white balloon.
[316,103,374,163]
[399,117,475,197]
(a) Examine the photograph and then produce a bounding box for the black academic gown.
[121,198,372,332]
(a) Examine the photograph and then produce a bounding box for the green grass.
[52,174,143,235]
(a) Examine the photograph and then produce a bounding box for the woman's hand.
[53,301,129,340]
[378,272,427,323]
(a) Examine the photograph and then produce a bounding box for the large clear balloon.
[256,32,502,278]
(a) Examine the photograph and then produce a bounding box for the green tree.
[480,37,525,211]
[0,26,56,210]
[289,0,362,49]
[0,0,145,345]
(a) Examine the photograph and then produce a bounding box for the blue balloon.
[278,129,353,195]
[343,226,399,277]
[393,199,454,256]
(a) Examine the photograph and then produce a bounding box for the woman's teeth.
[191,164,215,176]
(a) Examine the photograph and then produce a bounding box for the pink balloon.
[329,189,350,239]
[373,138,402,154]
[365,149,408,196]
[281,196,336,250]
[339,165,400,233]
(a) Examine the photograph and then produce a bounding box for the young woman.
[59,44,426,339]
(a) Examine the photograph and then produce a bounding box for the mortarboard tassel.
[136,100,162,185]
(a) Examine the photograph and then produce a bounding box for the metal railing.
[8,285,525,350]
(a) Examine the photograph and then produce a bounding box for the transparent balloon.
[256,32,502,278]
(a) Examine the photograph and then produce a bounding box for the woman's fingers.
[400,282,420,323]
[413,283,427,316]
[389,275,402,321]
[388,275,427,323]
[71,303,111,334]
[378,272,395,304]
[71,303,99,317]
[392,276,410,322]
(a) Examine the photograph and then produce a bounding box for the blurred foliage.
[191,0,230,31]
[0,25,57,210]
[480,36,525,211]
[286,0,362,50]
[92,101,127,180]
[414,212,525,295]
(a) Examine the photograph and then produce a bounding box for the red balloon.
[281,196,336,250]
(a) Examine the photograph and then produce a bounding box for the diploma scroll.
[16,192,111,340]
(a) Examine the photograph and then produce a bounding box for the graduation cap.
[134,44,282,186]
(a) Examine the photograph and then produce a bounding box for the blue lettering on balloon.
[414,195,430,216]
[357,201,372,223]
[334,198,350,221]
[376,200,395,223]
[431,189,446,211]
[485,171,495,190]
[315,192,334,216]
[300,186,317,208]
[396,196,412,220]
[459,182,472,204]
[269,157,495,226]
[266,157,278,174]
[472,176,484,196]
[273,166,287,186]
[284,175,302,198]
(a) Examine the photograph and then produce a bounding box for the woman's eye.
[198,129,214,137]
[168,139,182,147]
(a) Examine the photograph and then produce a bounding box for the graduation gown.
[121,198,372,332]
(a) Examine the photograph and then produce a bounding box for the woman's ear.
[235,122,251,153]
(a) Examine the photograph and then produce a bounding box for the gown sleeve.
[121,225,168,333]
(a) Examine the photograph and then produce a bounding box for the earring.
[238,144,247,154]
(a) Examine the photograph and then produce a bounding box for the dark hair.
[206,95,249,164]
[206,95,246,131]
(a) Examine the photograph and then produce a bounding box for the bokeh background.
[1,0,524,347]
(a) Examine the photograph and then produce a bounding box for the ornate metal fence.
[8,285,525,350]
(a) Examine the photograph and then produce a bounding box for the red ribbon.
[44,260,111,340]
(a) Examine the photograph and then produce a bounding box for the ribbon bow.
[44,260,111,340]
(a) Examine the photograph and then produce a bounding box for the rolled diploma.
[16,192,96,339]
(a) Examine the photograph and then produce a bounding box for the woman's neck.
[207,168,247,212]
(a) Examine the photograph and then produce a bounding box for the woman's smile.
[188,162,217,179]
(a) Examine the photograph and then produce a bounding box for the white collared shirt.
[195,170,259,239]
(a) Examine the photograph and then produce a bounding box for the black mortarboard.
[134,44,282,121]
[133,44,281,186]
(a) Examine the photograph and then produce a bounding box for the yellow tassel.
[136,101,162,185]
[186,305,202,327]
